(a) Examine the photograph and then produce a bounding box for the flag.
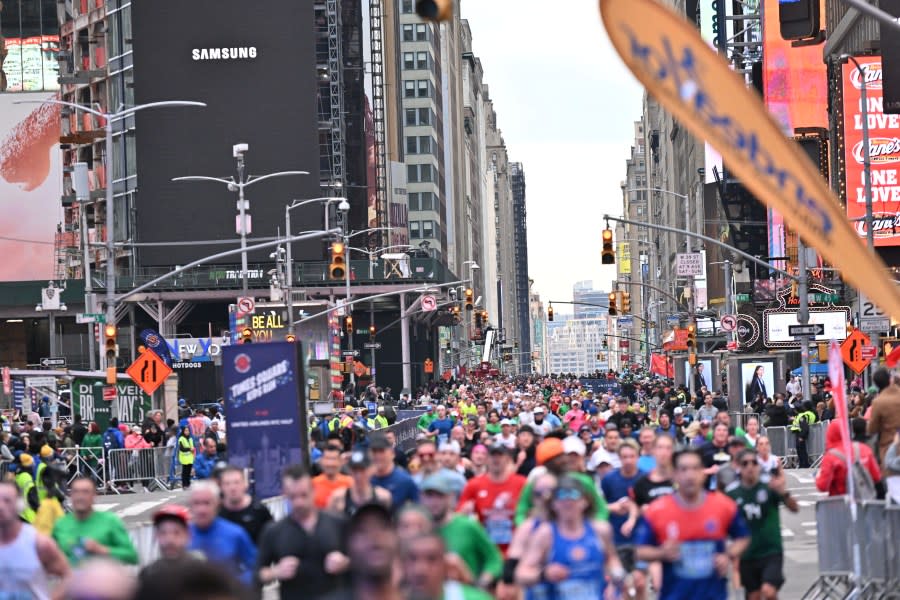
[828,339,853,473]
[651,354,674,378]
[886,343,900,368]
[139,329,174,367]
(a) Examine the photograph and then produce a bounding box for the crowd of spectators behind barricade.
[0,363,897,600]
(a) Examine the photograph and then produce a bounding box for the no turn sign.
[720,314,737,332]
[237,296,255,316]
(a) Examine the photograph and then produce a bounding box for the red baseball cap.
[152,504,190,527]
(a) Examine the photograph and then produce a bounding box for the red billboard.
[841,57,900,246]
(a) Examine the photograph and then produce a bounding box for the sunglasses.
[554,488,583,501]
[534,487,554,497]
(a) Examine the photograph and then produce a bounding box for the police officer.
[790,401,817,468]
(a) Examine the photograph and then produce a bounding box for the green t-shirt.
[439,515,503,581]
[485,423,501,435]
[52,510,139,566]
[417,412,437,430]
[725,481,784,560]
[515,471,609,526]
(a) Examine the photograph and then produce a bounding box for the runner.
[725,449,799,600]
[401,532,494,600]
[326,449,392,516]
[457,443,527,554]
[187,481,257,586]
[256,464,350,599]
[516,475,627,599]
[632,434,676,509]
[312,445,353,509]
[51,475,138,566]
[0,480,70,600]
[218,466,274,544]
[369,433,419,509]
[635,449,750,600]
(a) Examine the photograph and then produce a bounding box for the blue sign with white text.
[222,342,306,498]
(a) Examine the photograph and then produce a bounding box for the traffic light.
[104,324,117,384]
[464,288,474,311]
[345,315,353,333]
[416,0,453,22]
[686,322,697,351]
[329,240,346,280]
[608,292,617,316]
[475,311,483,328]
[369,324,376,337]
[779,0,820,40]
[621,291,631,314]
[240,328,253,344]
[548,304,554,321]
[285,333,296,343]
[601,229,615,265]
[602,338,608,349]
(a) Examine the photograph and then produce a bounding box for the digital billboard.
[841,56,900,246]
[0,92,62,281]
[130,0,322,267]
[1,0,60,93]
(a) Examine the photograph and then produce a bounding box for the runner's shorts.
[739,553,785,592]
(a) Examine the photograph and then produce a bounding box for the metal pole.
[370,300,376,385]
[104,118,115,350]
[49,310,57,357]
[236,155,249,296]
[860,57,875,389]
[285,208,294,338]
[724,260,734,344]
[799,239,812,404]
[81,192,97,370]
[345,233,354,388]
[401,293,411,392]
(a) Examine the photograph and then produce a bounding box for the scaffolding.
[369,0,389,241]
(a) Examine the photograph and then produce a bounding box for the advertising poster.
[740,362,775,405]
[842,56,900,246]
[222,342,307,498]
[685,359,713,393]
[71,379,152,430]
[0,92,62,281]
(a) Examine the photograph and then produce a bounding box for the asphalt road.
[96,487,190,526]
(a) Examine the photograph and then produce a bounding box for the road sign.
[25,376,56,389]
[788,323,825,337]
[734,293,751,303]
[335,299,346,317]
[676,252,704,276]
[860,317,891,334]
[842,329,873,374]
[364,342,382,350]
[617,315,634,328]
[341,350,360,357]
[76,313,105,324]
[421,294,437,312]
[125,349,172,395]
[726,340,739,351]
[102,385,117,402]
[720,314,737,332]
[861,345,878,359]
[236,296,255,316]
[666,315,680,327]
[40,357,66,368]
[424,358,434,374]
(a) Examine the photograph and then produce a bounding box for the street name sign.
[40,357,66,368]
[364,342,382,350]
[788,324,825,337]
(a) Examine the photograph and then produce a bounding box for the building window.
[405,109,416,126]
[418,136,432,154]
[416,24,428,41]
[401,0,414,14]
[406,136,418,154]
[407,164,418,183]
[404,80,415,98]
[419,165,433,183]
[418,108,430,125]
[403,52,415,70]
[417,80,430,98]
[420,192,434,211]
[408,193,420,211]
[402,24,414,41]
[410,221,421,239]
[422,220,435,239]
[416,51,429,69]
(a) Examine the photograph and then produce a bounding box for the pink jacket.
[125,433,151,450]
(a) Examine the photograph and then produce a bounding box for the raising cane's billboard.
[842,57,900,246]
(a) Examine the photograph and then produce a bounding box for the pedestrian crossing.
[94,492,186,523]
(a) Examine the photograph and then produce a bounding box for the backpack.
[829,443,877,501]
[102,429,121,452]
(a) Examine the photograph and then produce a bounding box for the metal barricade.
[60,446,106,488]
[128,522,159,567]
[765,426,798,467]
[729,412,760,431]
[886,503,900,596]
[808,421,829,469]
[384,415,423,453]
[106,447,171,492]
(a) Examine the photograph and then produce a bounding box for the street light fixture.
[173,144,309,295]
[15,98,206,367]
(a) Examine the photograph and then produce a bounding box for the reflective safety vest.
[178,436,195,465]
[35,462,48,502]
[373,415,389,429]
[15,471,36,523]
[790,411,816,433]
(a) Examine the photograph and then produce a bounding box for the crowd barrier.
[804,497,900,600]
[383,414,423,453]
[729,412,760,430]
[761,422,828,468]
[60,446,107,487]
[106,447,171,493]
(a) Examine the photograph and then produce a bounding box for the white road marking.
[93,503,118,512]
[798,500,816,507]
[781,528,794,537]
[801,521,817,527]
[117,500,168,518]
[806,530,817,537]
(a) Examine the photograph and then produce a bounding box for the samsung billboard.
[131,0,322,267]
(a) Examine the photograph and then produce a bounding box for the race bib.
[674,541,716,580]
[556,579,603,599]
[485,516,513,544]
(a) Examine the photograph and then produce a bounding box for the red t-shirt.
[457,472,527,554]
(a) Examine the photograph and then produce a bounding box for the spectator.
[177,426,195,489]
[697,393,719,423]
[867,367,900,466]
[816,420,881,497]
[369,433,419,509]
[193,438,220,480]
[140,411,165,448]
[71,414,88,446]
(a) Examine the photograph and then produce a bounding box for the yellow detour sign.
[599,0,900,321]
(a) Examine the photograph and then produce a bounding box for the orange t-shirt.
[312,474,353,508]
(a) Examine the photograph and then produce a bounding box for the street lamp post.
[346,245,414,279]
[15,98,206,367]
[173,145,309,295]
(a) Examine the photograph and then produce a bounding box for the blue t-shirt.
[600,468,645,545]
[189,517,257,585]
[638,455,657,473]
[427,418,455,443]
[371,466,419,508]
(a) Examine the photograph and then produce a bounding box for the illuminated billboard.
[1,0,60,93]
[842,56,900,246]
[0,92,62,281]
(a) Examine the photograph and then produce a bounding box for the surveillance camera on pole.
[233,143,249,158]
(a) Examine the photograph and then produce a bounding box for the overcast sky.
[460,0,644,314]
